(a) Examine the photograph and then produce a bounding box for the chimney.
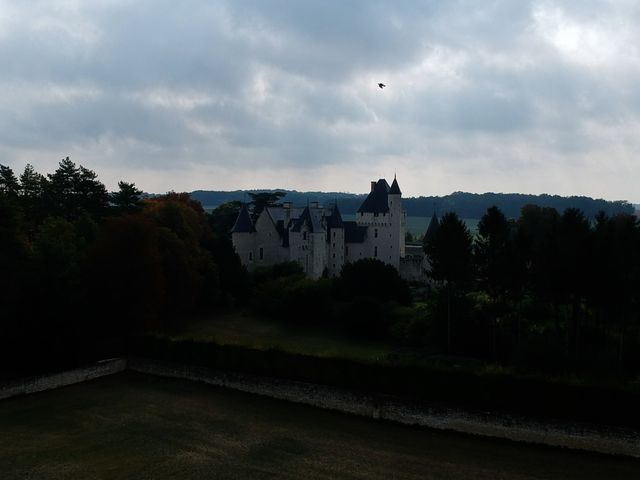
[371,181,376,192]
[283,202,291,224]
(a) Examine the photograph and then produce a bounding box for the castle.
[231,177,410,279]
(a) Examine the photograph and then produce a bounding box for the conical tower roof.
[389,176,401,195]
[327,202,344,228]
[424,211,440,242]
[231,204,255,233]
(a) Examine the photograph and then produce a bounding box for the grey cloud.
[0,1,639,200]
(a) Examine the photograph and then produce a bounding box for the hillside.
[190,189,634,219]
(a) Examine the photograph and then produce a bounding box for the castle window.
[374,246,378,257]
[249,252,253,261]
[333,253,335,259]
[374,228,378,238]
[333,231,336,239]
[259,247,264,260]
[303,232,307,240]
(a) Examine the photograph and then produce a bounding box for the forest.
[190,189,634,219]
[1,159,639,381]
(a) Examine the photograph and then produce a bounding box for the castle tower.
[327,202,345,277]
[231,204,256,266]
[388,175,405,258]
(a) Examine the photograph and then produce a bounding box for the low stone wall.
[2,357,638,457]
[129,358,640,458]
[0,358,127,401]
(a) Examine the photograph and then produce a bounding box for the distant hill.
[189,189,634,219]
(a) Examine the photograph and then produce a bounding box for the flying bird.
[378,83,386,89]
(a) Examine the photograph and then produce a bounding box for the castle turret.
[388,175,405,259]
[327,203,345,277]
[231,204,256,266]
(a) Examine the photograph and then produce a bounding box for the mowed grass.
[1,372,639,480]
[166,312,394,362]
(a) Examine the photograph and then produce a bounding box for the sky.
[1,1,639,201]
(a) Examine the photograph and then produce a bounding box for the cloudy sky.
[1,1,639,201]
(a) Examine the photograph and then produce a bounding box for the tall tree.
[475,206,510,359]
[110,181,143,214]
[18,164,48,232]
[248,191,286,219]
[0,165,19,197]
[76,166,109,218]
[424,212,474,353]
[556,208,592,361]
[47,157,108,220]
[208,201,242,234]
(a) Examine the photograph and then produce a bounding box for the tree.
[591,213,640,368]
[248,191,286,219]
[475,206,510,359]
[556,208,592,361]
[208,201,242,234]
[335,258,411,305]
[110,181,143,214]
[0,165,19,197]
[46,157,108,220]
[16,164,49,235]
[76,166,109,218]
[19,164,46,199]
[424,212,474,353]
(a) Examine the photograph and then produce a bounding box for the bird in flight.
[378,83,386,89]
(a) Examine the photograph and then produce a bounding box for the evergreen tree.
[110,181,143,214]
[47,157,108,220]
[556,208,592,360]
[475,206,510,359]
[0,165,19,197]
[18,164,48,232]
[424,212,474,353]
[248,191,286,219]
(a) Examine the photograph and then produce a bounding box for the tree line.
[190,189,634,219]
[0,159,247,378]
[2,159,638,378]
[423,206,640,372]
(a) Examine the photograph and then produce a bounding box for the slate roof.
[248,202,349,246]
[424,211,440,242]
[327,203,344,228]
[230,204,255,233]
[291,206,322,232]
[357,179,390,214]
[344,221,367,243]
[389,176,401,195]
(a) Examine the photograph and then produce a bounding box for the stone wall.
[128,358,640,458]
[2,357,638,457]
[0,358,127,401]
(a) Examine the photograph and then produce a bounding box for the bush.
[335,259,411,305]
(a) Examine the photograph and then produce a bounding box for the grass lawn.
[1,372,638,479]
[164,311,394,362]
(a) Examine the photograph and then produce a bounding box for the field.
[168,312,394,362]
[1,372,638,480]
